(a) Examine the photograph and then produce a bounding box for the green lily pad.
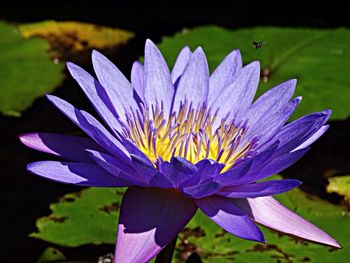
[327,175,350,203]
[158,26,350,120]
[32,175,349,262]
[36,247,66,263]
[31,188,124,246]
[177,184,349,262]
[0,21,63,117]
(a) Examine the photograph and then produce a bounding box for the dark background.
[1,2,350,262]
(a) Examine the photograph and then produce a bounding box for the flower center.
[123,101,256,169]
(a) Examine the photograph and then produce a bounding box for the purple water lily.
[20,39,340,262]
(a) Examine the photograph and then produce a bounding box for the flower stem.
[155,235,178,263]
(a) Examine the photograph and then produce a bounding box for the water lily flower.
[20,39,340,263]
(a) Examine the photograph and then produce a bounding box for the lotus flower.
[20,39,340,263]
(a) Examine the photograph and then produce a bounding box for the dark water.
[1,3,350,262]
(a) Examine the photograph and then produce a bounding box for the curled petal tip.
[323,109,332,117]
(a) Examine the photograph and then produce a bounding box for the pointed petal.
[171,46,191,84]
[243,96,301,146]
[250,148,309,182]
[195,159,225,183]
[67,62,123,135]
[214,158,252,186]
[18,132,103,162]
[130,154,159,182]
[46,95,130,161]
[172,47,209,112]
[217,179,301,198]
[245,79,297,126]
[210,61,260,127]
[208,49,242,105]
[183,181,222,199]
[232,197,341,248]
[195,196,265,242]
[144,39,174,118]
[86,150,147,186]
[238,148,310,184]
[27,161,129,187]
[160,157,198,188]
[92,50,139,120]
[131,61,145,103]
[294,125,329,151]
[115,187,197,263]
[260,110,331,155]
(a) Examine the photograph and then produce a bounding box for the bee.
[252,41,267,49]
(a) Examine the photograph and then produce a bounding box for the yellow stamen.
[123,102,255,170]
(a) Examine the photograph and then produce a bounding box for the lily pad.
[31,188,124,246]
[36,247,66,263]
[327,175,350,203]
[18,21,134,60]
[0,21,63,117]
[178,184,349,262]
[158,26,350,120]
[32,176,349,262]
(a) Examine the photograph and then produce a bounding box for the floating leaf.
[19,21,134,60]
[36,247,66,263]
[176,176,349,262]
[33,175,349,262]
[158,26,350,120]
[327,175,350,203]
[31,188,124,246]
[0,21,63,117]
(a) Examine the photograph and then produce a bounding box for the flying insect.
[252,41,267,49]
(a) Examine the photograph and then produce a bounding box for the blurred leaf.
[31,188,124,246]
[158,26,350,120]
[36,247,66,263]
[18,21,134,60]
[33,176,349,262]
[0,21,63,117]
[327,175,350,203]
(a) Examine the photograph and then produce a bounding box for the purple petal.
[130,154,159,182]
[237,148,310,184]
[294,125,329,151]
[245,79,297,126]
[92,50,139,120]
[144,39,174,119]
[214,158,253,186]
[217,179,301,198]
[208,49,242,105]
[195,159,225,183]
[86,150,148,186]
[242,96,301,147]
[160,157,198,188]
[261,110,331,155]
[183,181,222,199]
[171,46,191,84]
[115,187,197,263]
[131,61,145,103]
[232,197,341,248]
[249,148,310,182]
[210,61,259,125]
[18,132,103,162]
[195,196,265,242]
[46,95,130,162]
[172,47,209,113]
[248,141,280,173]
[180,160,225,197]
[67,62,124,135]
[27,161,129,187]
